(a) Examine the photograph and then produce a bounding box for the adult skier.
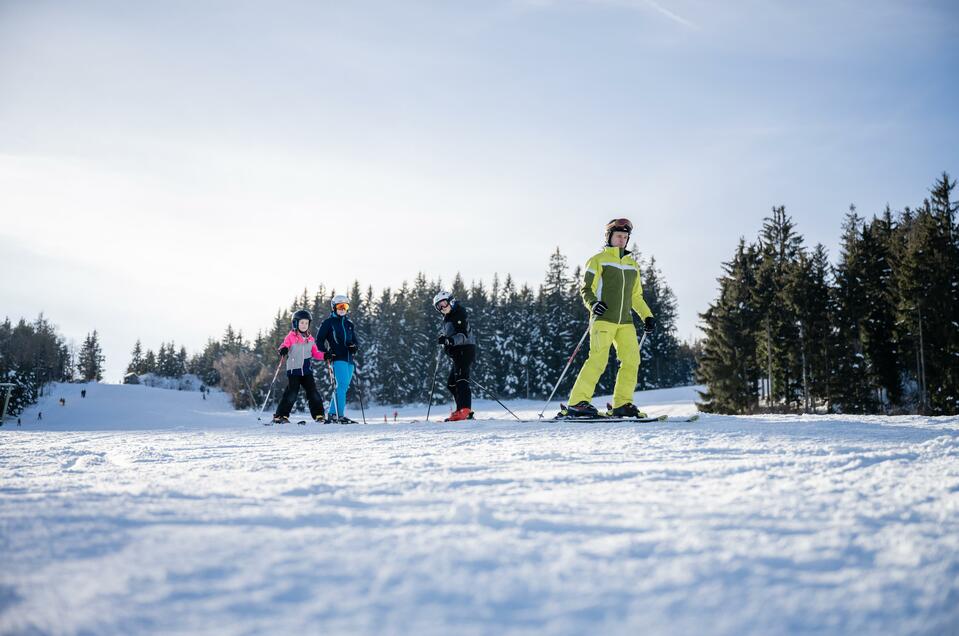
[433,291,477,422]
[272,309,327,424]
[316,294,359,423]
[563,218,655,418]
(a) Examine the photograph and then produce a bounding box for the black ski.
[553,413,668,423]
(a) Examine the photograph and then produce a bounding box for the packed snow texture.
[2,383,958,635]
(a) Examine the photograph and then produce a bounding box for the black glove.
[591,301,608,317]
[644,317,655,334]
[325,350,338,362]
[278,346,289,357]
[438,335,452,346]
[347,343,358,354]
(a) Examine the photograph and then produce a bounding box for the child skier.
[433,291,477,422]
[272,309,326,424]
[563,218,655,418]
[316,294,360,424]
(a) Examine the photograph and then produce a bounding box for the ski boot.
[335,416,357,424]
[272,415,290,425]
[609,403,647,419]
[314,413,326,423]
[444,408,474,422]
[561,401,600,418]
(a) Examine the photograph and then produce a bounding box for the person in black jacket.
[315,294,359,423]
[433,291,477,422]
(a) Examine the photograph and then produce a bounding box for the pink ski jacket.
[280,330,325,376]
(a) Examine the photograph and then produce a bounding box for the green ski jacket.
[580,246,654,325]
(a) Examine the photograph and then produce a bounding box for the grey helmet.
[432,290,453,311]
[330,294,350,311]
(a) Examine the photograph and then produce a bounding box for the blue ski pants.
[329,360,354,416]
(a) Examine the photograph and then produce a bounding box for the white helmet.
[432,290,453,311]
[330,294,350,311]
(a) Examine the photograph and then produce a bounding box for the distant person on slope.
[563,218,654,418]
[316,294,359,424]
[272,309,326,424]
[433,291,477,422]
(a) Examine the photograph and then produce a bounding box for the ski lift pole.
[539,319,593,418]
[0,383,15,427]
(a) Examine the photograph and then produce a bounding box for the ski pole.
[325,360,339,422]
[467,378,522,421]
[352,360,367,425]
[425,346,443,422]
[539,319,593,418]
[258,357,285,421]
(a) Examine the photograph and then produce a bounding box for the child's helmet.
[433,291,453,311]
[330,294,350,311]
[291,309,313,331]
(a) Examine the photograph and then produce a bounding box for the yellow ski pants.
[568,320,640,408]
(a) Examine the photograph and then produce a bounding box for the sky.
[1,0,957,382]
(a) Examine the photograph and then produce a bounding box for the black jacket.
[316,313,358,363]
[442,302,477,350]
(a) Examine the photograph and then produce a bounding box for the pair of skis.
[549,403,700,423]
[262,417,358,427]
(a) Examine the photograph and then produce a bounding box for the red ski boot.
[444,408,473,422]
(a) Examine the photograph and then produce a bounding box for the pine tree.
[635,256,682,390]
[77,330,105,382]
[896,173,959,413]
[128,340,145,375]
[831,209,879,413]
[860,211,902,407]
[754,206,805,409]
[698,240,762,413]
[143,349,157,374]
[535,248,582,402]
[176,346,188,377]
[786,245,834,411]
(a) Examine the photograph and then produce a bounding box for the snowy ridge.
[2,384,958,635]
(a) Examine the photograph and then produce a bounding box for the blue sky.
[1,0,957,381]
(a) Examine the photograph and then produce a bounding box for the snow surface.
[2,383,959,635]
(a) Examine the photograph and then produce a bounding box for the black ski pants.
[446,345,476,411]
[275,372,325,419]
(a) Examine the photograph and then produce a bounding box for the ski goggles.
[606,217,633,233]
[334,302,350,311]
[435,299,451,310]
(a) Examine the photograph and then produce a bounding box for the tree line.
[698,172,958,415]
[0,317,104,416]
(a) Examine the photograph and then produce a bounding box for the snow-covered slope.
[2,383,958,635]
[6,381,244,431]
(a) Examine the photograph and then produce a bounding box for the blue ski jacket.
[315,313,358,364]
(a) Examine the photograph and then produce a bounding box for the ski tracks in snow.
[1,414,959,635]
